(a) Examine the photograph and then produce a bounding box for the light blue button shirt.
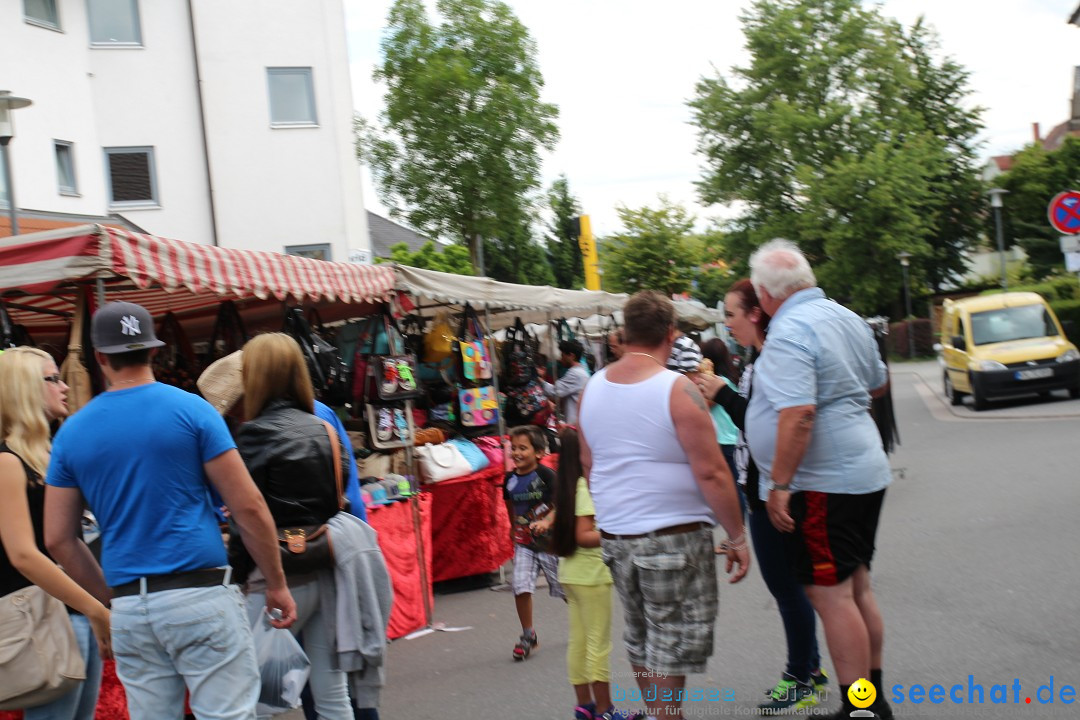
[746,287,891,497]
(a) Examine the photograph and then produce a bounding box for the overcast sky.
[344,0,1080,239]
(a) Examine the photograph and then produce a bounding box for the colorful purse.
[458,386,499,427]
[453,304,493,383]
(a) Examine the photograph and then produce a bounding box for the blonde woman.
[0,347,111,719]
[230,333,352,720]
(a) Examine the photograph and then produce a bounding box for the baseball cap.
[91,301,165,354]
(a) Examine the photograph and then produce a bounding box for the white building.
[0,0,370,262]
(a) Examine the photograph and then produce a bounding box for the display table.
[365,493,433,639]
[422,465,512,583]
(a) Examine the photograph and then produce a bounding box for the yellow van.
[940,292,1080,410]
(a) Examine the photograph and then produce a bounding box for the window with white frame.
[267,68,318,126]
[24,0,60,29]
[285,244,332,261]
[55,141,77,195]
[104,147,157,207]
[87,0,142,45]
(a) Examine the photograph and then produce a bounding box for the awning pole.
[95,279,105,307]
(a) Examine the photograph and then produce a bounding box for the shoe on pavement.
[758,674,819,714]
[573,704,595,720]
[512,630,538,661]
[812,668,829,695]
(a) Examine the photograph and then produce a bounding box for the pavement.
[281,363,1080,719]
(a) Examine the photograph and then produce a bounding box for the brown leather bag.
[413,427,447,446]
[277,420,344,574]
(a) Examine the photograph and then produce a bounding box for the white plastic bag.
[252,610,311,716]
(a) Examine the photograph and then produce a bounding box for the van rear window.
[970,305,1057,345]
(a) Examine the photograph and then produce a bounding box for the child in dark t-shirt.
[502,425,564,661]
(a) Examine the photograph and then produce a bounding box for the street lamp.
[0,91,33,237]
[987,188,1009,291]
[897,251,915,359]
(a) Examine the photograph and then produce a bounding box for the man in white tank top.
[578,291,749,720]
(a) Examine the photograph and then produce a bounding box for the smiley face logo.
[848,678,876,709]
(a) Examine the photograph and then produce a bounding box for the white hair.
[749,238,817,300]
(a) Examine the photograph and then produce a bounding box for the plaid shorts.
[512,544,565,599]
[602,526,718,676]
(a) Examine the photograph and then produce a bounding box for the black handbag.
[277,420,343,575]
[283,307,351,407]
[502,317,536,388]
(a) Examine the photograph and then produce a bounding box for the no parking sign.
[1048,190,1080,235]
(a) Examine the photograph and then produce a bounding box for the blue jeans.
[247,581,351,720]
[720,445,747,519]
[747,505,821,682]
[110,585,259,720]
[24,614,101,720]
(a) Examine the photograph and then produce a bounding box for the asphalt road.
[297,362,1080,718]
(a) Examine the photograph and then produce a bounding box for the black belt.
[111,568,231,598]
[600,521,712,541]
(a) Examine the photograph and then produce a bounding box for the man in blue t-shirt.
[45,302,296,720]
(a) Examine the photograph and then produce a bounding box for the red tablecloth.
[0,659,127,720]
[365,493,433,639]
[422,465,512,582]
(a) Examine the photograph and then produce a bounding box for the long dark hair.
[699,338,736,383]
[551,427,583,558]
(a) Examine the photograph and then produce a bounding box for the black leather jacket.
[229,399,345,580]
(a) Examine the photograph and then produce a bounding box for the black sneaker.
[512,630,538,661]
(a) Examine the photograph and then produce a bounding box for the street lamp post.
[987,188,1009,291]
[897,251,915,359]
[0,91,33,237]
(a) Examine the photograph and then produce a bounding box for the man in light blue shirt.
[745,240,893,720]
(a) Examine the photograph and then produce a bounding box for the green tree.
[377,241,475,275]
[689,0,983,315]
[545,175,584,288]
[600,199,699,295]
[481,220,556,286]
[997,137,1080,278]
[358,0,559,276]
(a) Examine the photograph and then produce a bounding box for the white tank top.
[579,367,716,534]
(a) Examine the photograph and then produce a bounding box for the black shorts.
[785,489,886,586]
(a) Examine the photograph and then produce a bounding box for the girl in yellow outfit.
[552,428,640,720]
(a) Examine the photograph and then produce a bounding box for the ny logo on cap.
[120,315,141,337]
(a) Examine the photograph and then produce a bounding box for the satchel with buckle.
[277,420,344,575]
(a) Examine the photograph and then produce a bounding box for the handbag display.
[505,380,550,426]
[501,317,536,388]
[413,427,447,446]
[276,420,344,575]
[452,304,493,383]
[352,307,422,405]
[414,441,473,483]
[458,386,499,427]
[422,311,454,363]
[0,585,87,710]
[283,307,351,407]
[446,437,490,473]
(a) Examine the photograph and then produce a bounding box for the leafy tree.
[689,0,983,315]
[480,220,556,286]
[358,0,559,276]
[545,175,584,288]
[600,199,699,295]
[377,241,475,275]
[996,137,1080,278]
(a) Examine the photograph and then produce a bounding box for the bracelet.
[725,530,747,546]
[719,539,747,552]
[771,482,791,492]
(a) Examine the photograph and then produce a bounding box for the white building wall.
[191,0,370,261]
[1,0,368,259]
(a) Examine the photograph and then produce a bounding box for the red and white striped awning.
[0,224,396,329]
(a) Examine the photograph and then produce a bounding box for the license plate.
[1015,368,1053,380]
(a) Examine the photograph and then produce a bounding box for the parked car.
[940,292,1080,410]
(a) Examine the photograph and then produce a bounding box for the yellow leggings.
[564,582,613,685]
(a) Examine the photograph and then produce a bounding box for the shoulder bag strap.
[320,419,345,511]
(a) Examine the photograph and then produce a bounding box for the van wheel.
[944,373,964,406]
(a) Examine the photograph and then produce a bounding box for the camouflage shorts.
[602,526,718,676]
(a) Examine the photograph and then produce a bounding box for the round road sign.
[1048,190,1080,235]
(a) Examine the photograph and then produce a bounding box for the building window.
[104,147,157,207]
[285,244,332,261]
[24,0,60,29]
[55,141,77,195]
[267,68,317,126]
[87,0,142,46]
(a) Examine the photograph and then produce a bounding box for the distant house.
[366,211,433,260]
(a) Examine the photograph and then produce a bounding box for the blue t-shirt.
[313,400,366,522]
[46,383,235,586]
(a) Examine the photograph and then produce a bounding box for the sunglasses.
[43,374,62,384]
